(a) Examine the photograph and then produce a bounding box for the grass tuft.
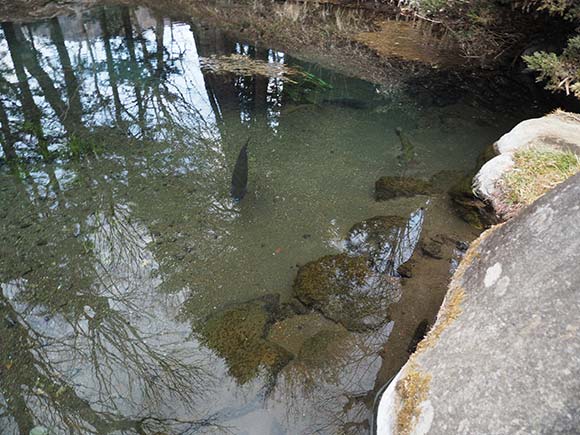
[500,147,580,211]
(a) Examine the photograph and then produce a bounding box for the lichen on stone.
[395,363,432,435]
[414,229,491,353]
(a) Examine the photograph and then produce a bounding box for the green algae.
[200,297,293,384]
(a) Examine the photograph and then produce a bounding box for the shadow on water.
[0,3,560,434]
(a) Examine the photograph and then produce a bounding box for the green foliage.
[519,0,580,20]
[515,0,580,98]
[524,36,580,98]
[67,134,102,159]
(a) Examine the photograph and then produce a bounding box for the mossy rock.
[200,296,293,384]
[374,176,432,201]
[293,254,401,331]
[346,216,407,274]
[298,329,349,366]
[267,313,344,355]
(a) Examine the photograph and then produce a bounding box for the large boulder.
[376,172,580,434]
[494,111,580,155]
[293,253,401,332]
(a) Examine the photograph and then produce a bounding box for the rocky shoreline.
[474,110,580,220]
[375,118,580,434]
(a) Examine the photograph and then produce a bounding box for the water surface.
[0,5,552,434]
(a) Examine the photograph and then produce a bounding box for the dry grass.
[500,147,580,211]
[395,363,432,435]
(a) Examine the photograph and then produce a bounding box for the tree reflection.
[0,167,222,433]
[0,3,394,434]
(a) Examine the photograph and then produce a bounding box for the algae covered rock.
[267,313,344,355]
[293,254,401,331]
[375,176,432,201]
[200,296,293,384]
[298,329,349,366]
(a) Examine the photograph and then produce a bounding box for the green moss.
[298,329,347,365]
[293,254,370,307]
[201,298,293,384]
[374,176,432,201]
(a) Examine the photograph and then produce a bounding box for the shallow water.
[0,4,554,434]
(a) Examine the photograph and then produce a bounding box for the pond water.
[0,4,555,435]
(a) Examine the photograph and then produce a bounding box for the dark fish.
[230,139,249,201]
[322,98,369,110]
[407,319,430,354]
[396,127,415,166]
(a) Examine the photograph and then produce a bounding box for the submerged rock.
[396,259,415,278]
[200,296,293,384]
[268,313,345,356]
[293,253,401,332]
[346,215,407,274]
[420,238,443,259]
[429,169,467,193]
[374,176,432,201]
[298,329,350,365]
